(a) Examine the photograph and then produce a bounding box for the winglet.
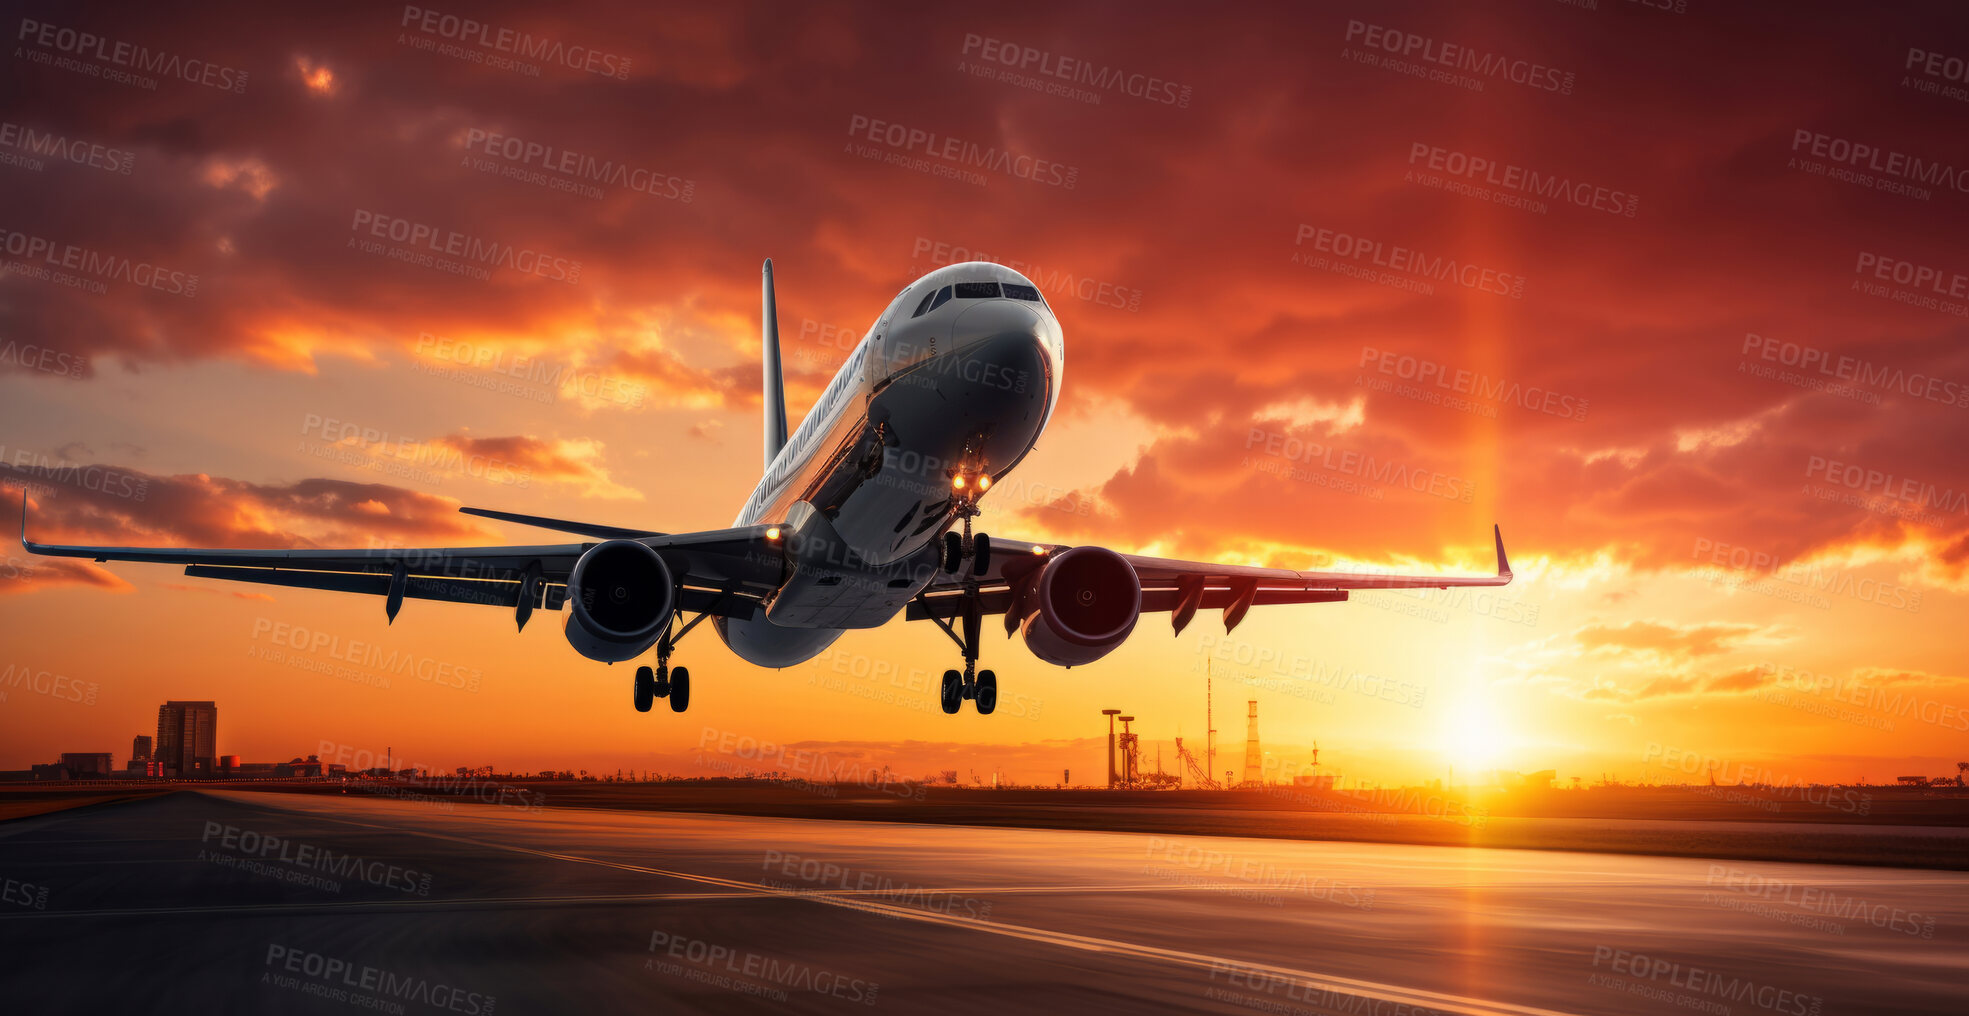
[18,490,28,552]
[1494,524,1512,580]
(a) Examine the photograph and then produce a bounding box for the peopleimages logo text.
[847,116,1078,189]
[348,209,581,283]
[399,6,631,79]
[1344,20,1575,94]
[959,34,1191,106]
[1792,130,1969,194]
[15,18,249,92]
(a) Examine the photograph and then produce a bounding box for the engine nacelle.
[564,540,675,663]
[1019,546,1141,667]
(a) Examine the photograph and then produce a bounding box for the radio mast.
[1205,660,1215,788]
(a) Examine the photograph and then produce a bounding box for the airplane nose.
[951,299,1042,350]
[951,299,1052,373]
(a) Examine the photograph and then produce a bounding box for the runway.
[0,791,1962,1014]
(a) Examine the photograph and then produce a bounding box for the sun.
[1441,694,1520,775]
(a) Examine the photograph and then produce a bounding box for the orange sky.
[3,1,1967,788]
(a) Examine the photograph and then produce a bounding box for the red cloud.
[3,0,1964,583]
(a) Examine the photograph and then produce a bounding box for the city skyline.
[9,690,1961,792]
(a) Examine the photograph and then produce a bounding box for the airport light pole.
[1101,709,1121,788]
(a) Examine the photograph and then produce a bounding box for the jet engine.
[564,540,676,663]
[1019,546,1141,666]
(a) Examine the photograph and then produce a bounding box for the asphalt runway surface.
[0,790,1963,1015]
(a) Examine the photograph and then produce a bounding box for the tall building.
[60,752,114,776]
[132,735,152,761]
[156,701,218,777]
[1242,700,1261,786]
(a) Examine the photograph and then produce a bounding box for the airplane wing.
[19,496,784,629]
[908,525,1513,636]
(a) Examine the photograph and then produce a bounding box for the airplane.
[22,259,1512,716]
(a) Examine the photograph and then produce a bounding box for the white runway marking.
[246,797,1592,1016]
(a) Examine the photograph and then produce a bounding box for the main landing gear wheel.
[975,670,997,714]
[941,670,963,714]
[633,613,710,715]
[669,667,691,712]
[942,529,993,576]
[632,662,688,714]
[634,666,656,713]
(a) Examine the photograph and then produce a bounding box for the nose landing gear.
[943,460,993,577]
[929,456,1002,714]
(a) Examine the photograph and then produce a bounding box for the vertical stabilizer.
[762,259,789,468]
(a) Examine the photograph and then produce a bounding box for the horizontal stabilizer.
[459,506,662,540]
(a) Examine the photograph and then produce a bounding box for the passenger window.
[929,285,952,311]
[1002,283,1041,302]
[911,291,935,318]
[954,282,1000,299]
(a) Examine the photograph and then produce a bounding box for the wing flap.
[922,525,1512,597]
[23,493,779,621]
[912,524,1510,630]
[183,565,557,609]
[25,538,586,581]
[1123,524,1511,590]
[182,565,763,620]
[907,585,1350,621]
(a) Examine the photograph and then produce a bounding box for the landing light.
[765,526,782,540]
[952,475,967,490]
[1031,545,1048,555]
[978,475,992,491]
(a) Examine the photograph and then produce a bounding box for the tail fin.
[762,258,788,468]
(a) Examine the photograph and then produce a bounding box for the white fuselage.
[716,262,1063,667]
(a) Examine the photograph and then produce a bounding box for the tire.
[972,534,992,575]
[634,666,654,713]
[943,531,963,572]
[669,667,690,712]
[940,670,962,714]
[975,670,998,715]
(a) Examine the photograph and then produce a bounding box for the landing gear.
[924,458,1005,714]
[918,587,1002,715]
[943,531,991,573]
[630,610,712,714]
[669,667,690,713]
[634,666,656,713]
[633,659,689,713]
[943,472,992,577]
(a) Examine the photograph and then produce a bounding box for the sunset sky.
[4,1,1966,789]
